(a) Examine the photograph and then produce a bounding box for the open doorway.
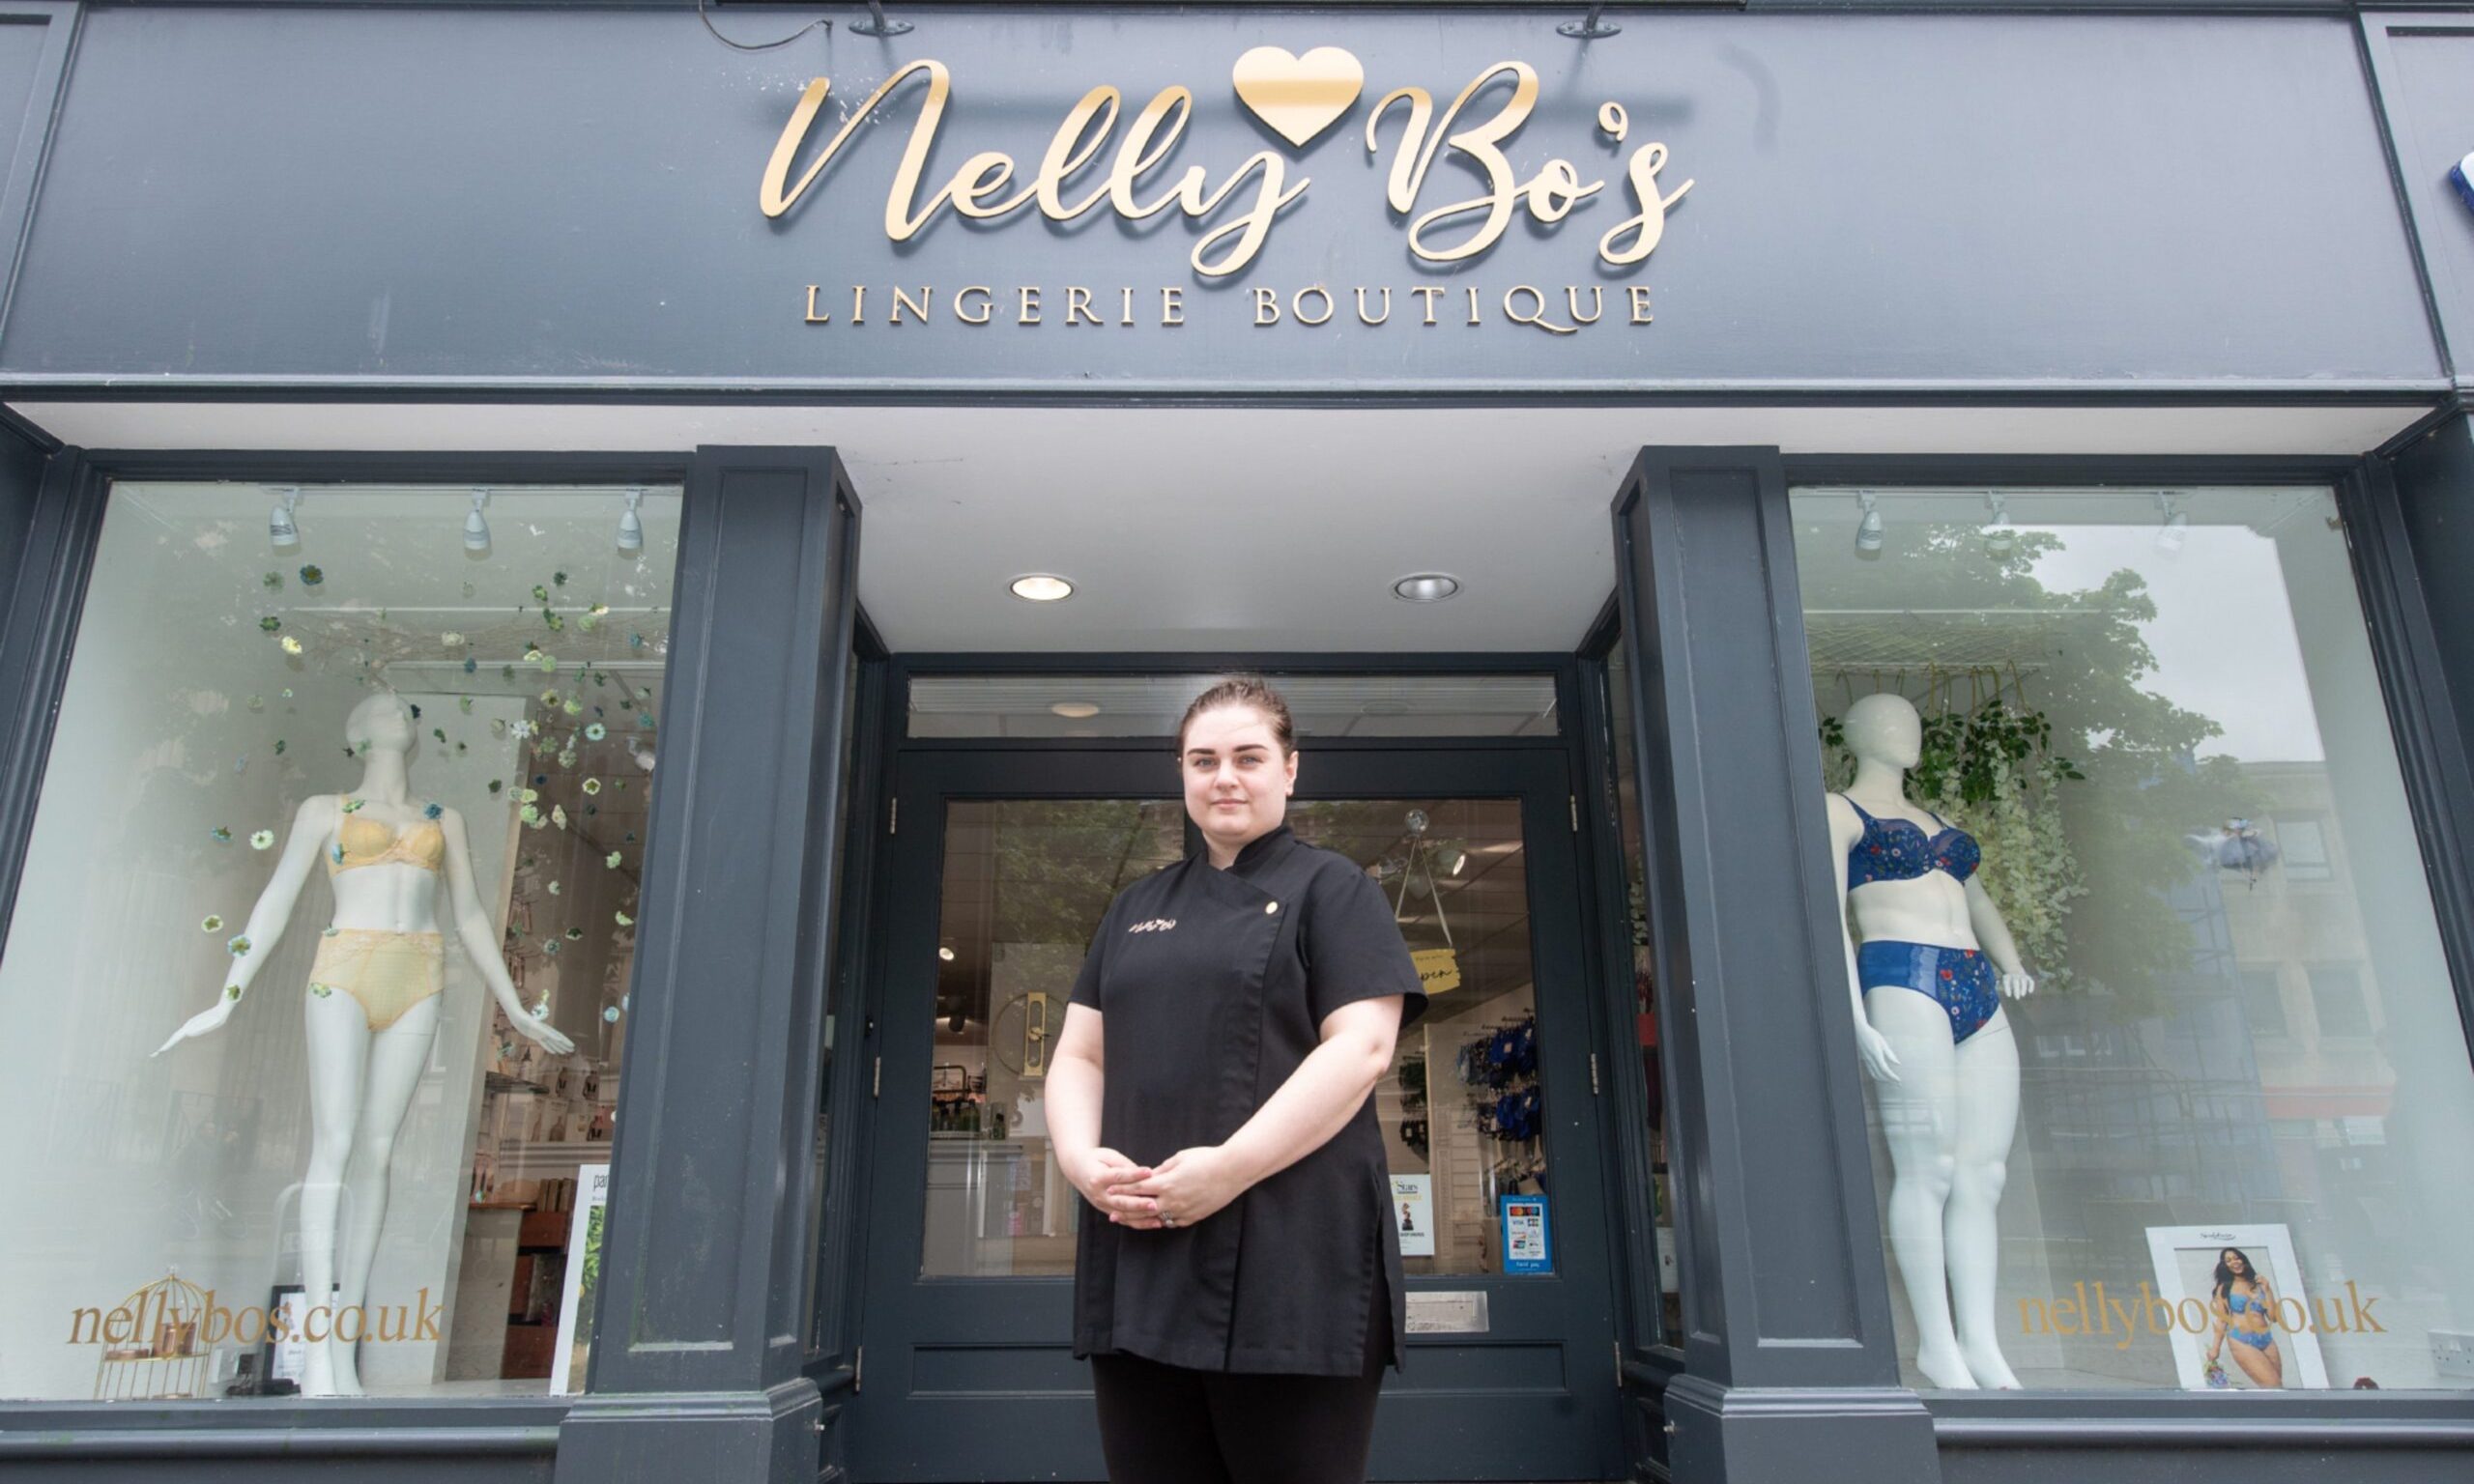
[825,411,1659,1483]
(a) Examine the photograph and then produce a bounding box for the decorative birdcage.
[93,1271,211,1400]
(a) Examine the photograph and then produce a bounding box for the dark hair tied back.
[1178,675,1297,756]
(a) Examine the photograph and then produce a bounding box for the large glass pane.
[1794,483,2474,1393]
[1289,799,1546,1277]
[0,481,679,1400]
[909,673,1559,738]
[1600,633,1683,1340]
[919,800,1184,1277]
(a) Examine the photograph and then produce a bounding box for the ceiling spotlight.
[1010,574,1074,602]
[1855,493,1885,556]
[1983,492,2016,556]
[1392,573,1461,602]
[616,488,645,554]
[463,490,492,554]
[269,488,302,550]
[937,946,956,962]
[1050,701,1100,719]
[1440,845,1468,876]
[2156,492,2189,556]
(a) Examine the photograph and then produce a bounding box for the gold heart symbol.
[1232,45,1365,149]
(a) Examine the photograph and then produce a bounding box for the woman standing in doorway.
[1047,676,1428,1484]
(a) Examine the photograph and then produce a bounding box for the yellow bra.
[328,801,446,875]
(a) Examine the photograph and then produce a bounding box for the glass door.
[847,748,1623,1483]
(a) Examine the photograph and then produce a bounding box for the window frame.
[0,447,692,1446]
[1772,452,2474,1435]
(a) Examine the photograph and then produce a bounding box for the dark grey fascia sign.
[0,8,2441,390]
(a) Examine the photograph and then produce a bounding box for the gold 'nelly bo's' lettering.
[762,55,1693,286]
[762,65,1305,277]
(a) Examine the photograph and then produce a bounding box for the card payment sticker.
[1501,1193,1553,1274]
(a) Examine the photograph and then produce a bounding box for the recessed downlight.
[1010,574,1074,602]
[1050,701,1100,719]
[937,946,957,962]
[1392,573,1460,602]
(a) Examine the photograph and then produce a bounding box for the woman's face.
[2224,1249,2250,1276]
[1181,704,1297,852]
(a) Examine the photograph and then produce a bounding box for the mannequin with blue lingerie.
[155,692,573,1397]
[1825,692,2036,1392]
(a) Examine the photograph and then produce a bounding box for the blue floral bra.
[1843,797,1981,889]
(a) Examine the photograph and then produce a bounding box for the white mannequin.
[1825,693,2033,1391]
[154,692,571,1396]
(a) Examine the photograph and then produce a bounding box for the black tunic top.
[1068,823,1428,1376]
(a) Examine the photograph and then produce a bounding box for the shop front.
[0,4,2471,1483]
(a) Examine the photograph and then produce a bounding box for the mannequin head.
[344,692,417,757]
[1841,693,1923,771]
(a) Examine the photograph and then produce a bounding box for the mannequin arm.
[439,808,574,1055]
[1827,795,1901,1083]
[1962,876,2035,996]
[153,794,337,1055]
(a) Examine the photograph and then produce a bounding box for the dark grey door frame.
[843,740,1626,1483]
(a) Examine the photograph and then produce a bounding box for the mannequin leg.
[1862,985,1972,1388]
[299,989,373,1397]
[1946,1011,2022,1389]
[329,994,445,1396]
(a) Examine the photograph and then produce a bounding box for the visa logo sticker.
[2454,151,2474,216]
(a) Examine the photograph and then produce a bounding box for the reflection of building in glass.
[1999,758,2406,1384]
[2220,764,2398,1287]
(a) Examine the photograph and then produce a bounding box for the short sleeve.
[1069,893,1121,1013]
[1303,863,1428,1031]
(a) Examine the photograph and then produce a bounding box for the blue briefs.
[2229,1326,2275,1352]
[1859,940,2001,1044]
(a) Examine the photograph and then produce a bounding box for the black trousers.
[1087,1290,1390,1484]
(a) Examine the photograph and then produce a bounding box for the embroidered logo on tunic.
[1127,919,1177,934]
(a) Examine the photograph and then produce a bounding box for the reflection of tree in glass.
[1808,524,2257,1018]
[985,802,1184,946]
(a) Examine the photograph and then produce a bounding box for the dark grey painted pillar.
[555,448,861,1484]
[1611,448,1940,1484]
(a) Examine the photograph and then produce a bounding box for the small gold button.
[1264,901,1280,915]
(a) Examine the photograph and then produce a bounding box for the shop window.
[2238,967,2290,1041]
[0,481,679,1401]
[2276,816,2334,882]
[2307,964,2373,1040]
[1598,624,1682,1343]
[1794,484,2474,1394]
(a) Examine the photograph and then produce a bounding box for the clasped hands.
[1068,1145,1247,1232]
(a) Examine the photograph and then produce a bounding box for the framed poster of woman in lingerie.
[2146,1225,2331,1391]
